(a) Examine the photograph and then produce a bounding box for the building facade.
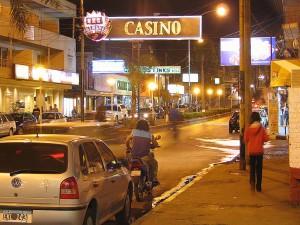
[0,0,78,114]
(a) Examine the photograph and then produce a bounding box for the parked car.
[229,108,269,133]
[229,111,239,133]
[178,104,189,113]
[0,113,16,137]
[135,108,156,120]
[10,112,37,134]
[154,106,165,119]
[104,104,128,123]
[41,112,67,123]
[0,134,132,225]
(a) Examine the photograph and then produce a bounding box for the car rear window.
[0,143,67,174]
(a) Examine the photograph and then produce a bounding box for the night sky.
[64,0,283,68]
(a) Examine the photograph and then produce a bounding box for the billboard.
[92,60,126,73]
[182,73,198,82]
[105,16,202,40]
[220,37,276,66]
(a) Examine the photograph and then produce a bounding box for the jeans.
[141,155,158,181]
[249,155,263,190]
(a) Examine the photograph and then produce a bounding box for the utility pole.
[239,0,252,170]
[201,54,205,111]
[80,0,85,122]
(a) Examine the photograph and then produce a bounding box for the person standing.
[71,106,77,118]
[244,111,269,192]
[53,104,58,112]
[32,105,40,119]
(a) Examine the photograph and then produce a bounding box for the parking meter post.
[240,127,246,170]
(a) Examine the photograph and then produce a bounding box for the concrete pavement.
[132,138,300,225]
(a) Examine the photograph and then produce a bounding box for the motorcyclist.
[125,119,160,186]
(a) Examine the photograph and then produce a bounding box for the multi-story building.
[0,0,78,114]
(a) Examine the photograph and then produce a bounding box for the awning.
[270,59,300,87]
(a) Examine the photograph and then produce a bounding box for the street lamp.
[207,89,213,110]
[148,82,157,120]
[197,5,227,112]
[107,78,116,123]
[194,87,200,112]
[217,89,223,109]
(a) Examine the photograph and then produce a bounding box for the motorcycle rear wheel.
[134,176,146,202]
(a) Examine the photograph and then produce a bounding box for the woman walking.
[244,111,269,192]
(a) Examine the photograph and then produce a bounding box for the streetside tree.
[120,53,160,117]
[10,0,60,33]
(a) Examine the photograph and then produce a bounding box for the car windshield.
[10,114,22,121]
[0,143,67,174]
[42,113,55,119]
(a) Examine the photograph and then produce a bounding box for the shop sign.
[140,66,181,74]
[83,11,112,42]
[269,98,278,134]
[14,64,79,85]
[105,16,202,40]
[271,59,300,87]
[182,73,198,82]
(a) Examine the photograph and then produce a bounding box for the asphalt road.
[103,116,242,224]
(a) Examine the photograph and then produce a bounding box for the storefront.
[0,64,78,115]
[270,59,300,135]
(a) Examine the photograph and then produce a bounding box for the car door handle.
[93,181,99,187]
[111,179,116,184]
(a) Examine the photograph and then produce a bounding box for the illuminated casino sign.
[83,11,112,42]
[106,16,202,40]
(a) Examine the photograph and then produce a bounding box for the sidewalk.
[132,139,300,225]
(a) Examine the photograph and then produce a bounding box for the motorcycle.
[126,135,161,202]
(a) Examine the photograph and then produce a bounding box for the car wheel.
[8,129,13,136]
[115,189,132,225]
[83,209,95,225]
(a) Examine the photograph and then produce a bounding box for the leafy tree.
[120,53,160,116]
[10,0,60,33]
[193,40,220,82]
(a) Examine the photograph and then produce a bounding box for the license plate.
[131,170,141,176]
[1,210,32,223]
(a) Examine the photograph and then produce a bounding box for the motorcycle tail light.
[130,161,143,168]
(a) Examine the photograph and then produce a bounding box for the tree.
[10,0,60,33]
[121,53,160,116]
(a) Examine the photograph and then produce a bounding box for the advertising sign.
[14,64,79,85]
[83,11,112,42]
[182,73,198,82]
[92,60,126,73]
[268,98,278,134]
[106,16,202,40]
[220,37,276,66]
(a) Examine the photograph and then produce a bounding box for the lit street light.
[197,5,228,113]
[207,89,213,110]
[217,89,223,109]
[194,87,200,112]
[148,82,157,121]
[107,78,116,124]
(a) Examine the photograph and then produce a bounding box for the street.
[103,115,241,224]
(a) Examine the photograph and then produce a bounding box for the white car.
[41,112,67,123]
[105,104,128,123]
[0,134,132,225]
[0,113,16,137]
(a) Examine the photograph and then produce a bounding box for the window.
[82,142,104,172]
[96,141,117,169]
[0,143,67,173]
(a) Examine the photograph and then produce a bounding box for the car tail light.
[60,177,79,199]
